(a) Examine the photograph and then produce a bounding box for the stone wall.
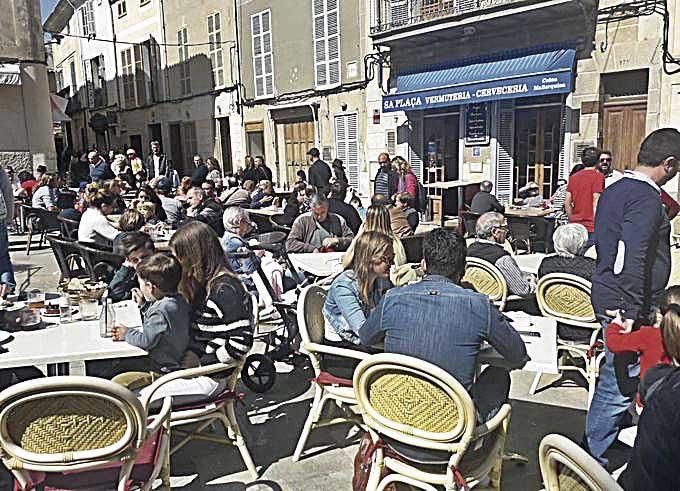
[0,152,32,172]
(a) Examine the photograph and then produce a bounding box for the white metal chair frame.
[292,284,370,462]
[0,376,172,491]
[139,294,259,480]
[539,434,623,491]
[354,354,511,491]
[535,273,604,406]
[139,362,258,480]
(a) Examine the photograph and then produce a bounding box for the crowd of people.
[3,126,680,487]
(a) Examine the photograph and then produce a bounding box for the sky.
[40,0,59,22]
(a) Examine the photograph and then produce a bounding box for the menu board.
[465,103,490,146]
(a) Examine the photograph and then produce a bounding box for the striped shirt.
[192,275,254,365]
[375,170,389,197]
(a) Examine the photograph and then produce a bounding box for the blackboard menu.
[465,103,490,145]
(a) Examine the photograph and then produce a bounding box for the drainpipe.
[159,0,170,102]
[108,1,122,117]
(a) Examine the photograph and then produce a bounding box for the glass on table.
[27,290,45,310]
[79,297,99,321]
[58,296,72,323]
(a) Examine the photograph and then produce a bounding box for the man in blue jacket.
[585,128,680,467]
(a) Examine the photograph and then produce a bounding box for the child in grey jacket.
[111,253,191,390]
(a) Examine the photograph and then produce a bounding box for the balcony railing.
[371,0,528,35]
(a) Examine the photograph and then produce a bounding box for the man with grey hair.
[187,186,224,235]
[470,180,504,214]
[467,212,536,296]
[286,193,353,253]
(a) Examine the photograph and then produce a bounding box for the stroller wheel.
[242,353,277,393]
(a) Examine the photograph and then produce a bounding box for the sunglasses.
[599,158,611,162]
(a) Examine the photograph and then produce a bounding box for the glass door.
[514,105,562,198]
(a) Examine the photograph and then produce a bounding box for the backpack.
[416,180,428,212]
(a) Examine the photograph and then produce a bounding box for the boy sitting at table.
[108,232,155,302]
[110,253,191,390]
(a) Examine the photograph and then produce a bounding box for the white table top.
[247,206,283,217]
[423,179,483,190]
[514,253,546,275]
[479,311,558,375]
[289,252,345,277]
[0,320,147,370]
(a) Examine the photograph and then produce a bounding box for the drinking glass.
[27,290,45,310]
[58,296,72,323]
[79,298,99,320]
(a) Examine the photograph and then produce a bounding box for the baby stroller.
[227,231,308,393]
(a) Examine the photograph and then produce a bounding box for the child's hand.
[131,288,144,306]
[111,324,127,341]
[607,309,633,333]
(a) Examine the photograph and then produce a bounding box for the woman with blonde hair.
[323,231,393,345]
[393,156,418,199]
[169,221,253,366]
[343,204,407,269]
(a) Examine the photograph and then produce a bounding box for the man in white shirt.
[597,150,624,187]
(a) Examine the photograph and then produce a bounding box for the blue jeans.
[0,222,15,289]
[584,318,639,466]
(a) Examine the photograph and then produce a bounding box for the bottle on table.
[99,298,115,338]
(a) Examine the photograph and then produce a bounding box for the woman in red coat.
[393,156,418,199]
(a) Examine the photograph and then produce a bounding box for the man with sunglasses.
[596,150,623,188]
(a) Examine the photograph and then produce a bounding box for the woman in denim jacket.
[323,231,394,345]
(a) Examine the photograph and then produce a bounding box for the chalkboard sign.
[465,103,490,145]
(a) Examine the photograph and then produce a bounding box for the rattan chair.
[536,273,604,406]
[539,434,623,491]
[292,285,369,462]
[353,354,511,490]
[77,242,125,282]
[22,206,60,255]
[58,215,80,241]
[463,257,525,311]
[0,376,171,491]
[46,234,89,283]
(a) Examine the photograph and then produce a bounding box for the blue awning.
[382,47,576,112]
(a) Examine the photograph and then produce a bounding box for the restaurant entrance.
[514,101,563,199]
[422,111,460,221]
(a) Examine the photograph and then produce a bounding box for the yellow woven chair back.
[464,257,507,307]
[368,373,459,434]
[6,395,127,454]
[354,354,476,449]
[0,376,145,466]
[539,434,623,491]
[300,285,328,345]
[536,273,597,327]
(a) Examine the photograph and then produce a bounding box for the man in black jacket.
[470,181,504,214]
[145,141,172,180]
[328,182,361,234]
[190,154,208,186]
[254,156,273,182]
[187,187,224,236]
[307,147,331,197]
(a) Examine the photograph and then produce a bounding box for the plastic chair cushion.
[139,376,228,410]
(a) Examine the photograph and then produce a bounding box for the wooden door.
[168,124,183,176]
[282,121,315,185]
[602,104,647,171]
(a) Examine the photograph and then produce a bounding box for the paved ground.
[10,232,666,490]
